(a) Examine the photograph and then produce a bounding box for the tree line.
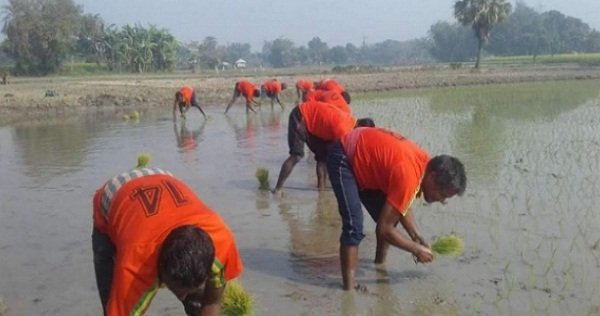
[1,0,599,76]
[431,1,600,67]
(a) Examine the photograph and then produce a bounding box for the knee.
[340,229,365,246]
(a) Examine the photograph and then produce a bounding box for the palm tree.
[454,0,512,68]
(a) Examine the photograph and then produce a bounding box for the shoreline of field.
[1,63,600,125]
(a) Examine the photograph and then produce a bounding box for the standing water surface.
[1,79,600,315]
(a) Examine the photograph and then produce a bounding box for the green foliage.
[255,168,270,191]
[428,22,478,62]
[222,281,253,316]
[2,0,83,75]
[136,153,151,168]
[262,38,296,68]
[59,62,110,75]
[432,234,464,256]
[103,24,178,73]
[454,0,512,68]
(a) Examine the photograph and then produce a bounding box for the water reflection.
[454,106,506,183]
[173,120,205,151]
[278,192,340,258]
[12,119,102,182]
[225,113,259,150]
[428,80,600,121]
[259,109,284,132]
[3,79,600,315]
[266,192,342,288]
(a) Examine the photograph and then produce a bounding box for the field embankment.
[1,63,600,125]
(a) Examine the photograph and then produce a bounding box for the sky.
[2,0,600,51]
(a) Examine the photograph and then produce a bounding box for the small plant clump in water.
[222,280,253,316]
[136,153,151,168]
[431,234,464,257]
[255,168,270,190]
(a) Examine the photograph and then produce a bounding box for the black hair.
[175,91,183,101]
[426,155,467,195]
[158,225,215,289]
[340,91,351,104]
[356,117,375,127]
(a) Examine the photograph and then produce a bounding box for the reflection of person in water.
[174,120,206,152]
[224,114,258,151]
[278,192,341,258]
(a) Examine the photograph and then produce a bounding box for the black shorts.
[288,106,330,162]
[288,106,308,157]
[306,134,329,162]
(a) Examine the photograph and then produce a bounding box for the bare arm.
[199,282,225,316]
[399,208,429,247]
[376,202,432,263]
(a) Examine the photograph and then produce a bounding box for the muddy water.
[1,80,600,315]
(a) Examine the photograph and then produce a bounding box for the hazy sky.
[3,0,600,50]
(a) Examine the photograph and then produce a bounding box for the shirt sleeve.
[386,169,420,216]
[106,250,160,316]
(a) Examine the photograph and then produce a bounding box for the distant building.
[235,59,247,69]
[220,61,231,71]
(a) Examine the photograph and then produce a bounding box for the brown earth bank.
[1,63,600,126]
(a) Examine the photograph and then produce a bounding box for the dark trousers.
[92,228,115,316]
[327,141,388,246]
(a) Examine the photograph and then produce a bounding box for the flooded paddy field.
[1,79,600,315]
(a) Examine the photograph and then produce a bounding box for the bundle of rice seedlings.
[431,234,464,257]
[255,168,270,191]
[222,280,253,316]
[136,153,151,168]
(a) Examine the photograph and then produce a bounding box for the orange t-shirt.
[236,80,257,102]
[341,128,430,216]
[298,101,356,141]
[93,169,243,316]
[179,86,194,104]
[295,79,314,92]
[262,80,282,95]
[304,90,350,114]
[315,79,344,93]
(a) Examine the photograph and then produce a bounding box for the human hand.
[414,235,430,248]
[412,244,433,264]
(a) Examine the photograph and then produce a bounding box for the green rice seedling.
[136,153,151,168]
[255,168,270,191]
[222,280,253,316]
[431,234,464,257]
